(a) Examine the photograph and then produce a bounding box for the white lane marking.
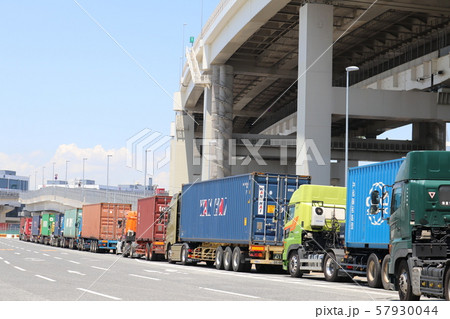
[54,257,62,260]
[61,253,68,255]
[143,269,163,274]
[68,260,80,264]
[14,266,26,272]
[199,287,259,299]
[14,252,21,255]
[34,251,39,254]
[91,266,108,271]
[68,270,86,276]
[165,269,178,273]
[129,274,161,281]
[27,250,31,252]
[77,288,121,301]
[43,254,50,256]
[4,261,10,265]
[35,275,56,282]
[0,257,3,260]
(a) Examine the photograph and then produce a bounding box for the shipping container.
[19,217,32,241]
[346,158,404,249]
[31,215,41,242]
[166,172,310,271]
[122,195,171,260]
[179,173,306,244]
[80,203,131,252]
[61,208,82,249]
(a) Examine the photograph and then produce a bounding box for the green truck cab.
[282,185,346,277]
[374,151,450,300]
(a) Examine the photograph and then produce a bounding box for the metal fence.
[0,223,19,235]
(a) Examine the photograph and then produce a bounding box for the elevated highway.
[170,0,450,191]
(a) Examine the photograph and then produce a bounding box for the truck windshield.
[391,183,403,213]
[286,204,296,223]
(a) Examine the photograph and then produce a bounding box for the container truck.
[370,151,450,301]
[61,208,82,249]
[117,210,137,256]
[31,215,41,243]
[39,213,58,245]
[19,217,32,241]
[79,203,131,253]
[50,214,64,246]
[131,195,171,260]
[283,158,404,289]
[165,172,310,272]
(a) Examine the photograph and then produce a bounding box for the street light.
[42,166,45,187]
[107,155,112,202]
[65,160,70,187]
[52,162,56,182]
[82,158,87,188]
[345,66,359,188]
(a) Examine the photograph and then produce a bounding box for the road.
[0,237,402,301]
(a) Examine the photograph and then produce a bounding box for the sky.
[0,0,220,190]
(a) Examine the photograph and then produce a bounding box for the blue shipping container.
[180,172,310,245]
[54,214,64,237]
[31,215,41,237]
[346,158,404,249]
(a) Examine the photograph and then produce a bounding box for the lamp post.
[42,166,45,187]
[52,162,56,182]
[144,149,150,197]
[345,66,359,188]
[65,160,70,187]
[82,158,87,188]
[107,154,112,202]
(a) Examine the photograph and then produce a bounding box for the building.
[0,170,29,191]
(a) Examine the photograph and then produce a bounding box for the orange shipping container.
[81,203,132,240]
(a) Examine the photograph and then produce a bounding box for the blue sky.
[0,0,219,189]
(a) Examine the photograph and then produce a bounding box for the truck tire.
[223,247,233,271]
[381,254,391,290]
[323,252,339,282]
[215,246,224,270]
[122,243,130,257]
[145,243,151,261]
[445,269,450,301]
[232,247,247,272]
[288,251,303,278]
[181,244,189,265]
[367,253,382,288]
[167,245,175,264]
[397,260,420,301]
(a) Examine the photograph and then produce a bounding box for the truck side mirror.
[370,190,380,215]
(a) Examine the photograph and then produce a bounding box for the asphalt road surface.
[0,237,405,301]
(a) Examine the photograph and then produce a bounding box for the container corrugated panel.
[346,158,404,249]
[136,196,171,241]
[180,172,310,245]
[63,209,82,238]
[81,203,131,240]
[40,213,55,237]
[31,216,41,236]
[53,214,64,237]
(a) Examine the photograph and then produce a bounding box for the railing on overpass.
[20,187,150,212]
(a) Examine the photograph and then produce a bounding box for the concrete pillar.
[201,85,213,181]
[296,3,333,185]
[412,121,446,150]
[204,65,234,180]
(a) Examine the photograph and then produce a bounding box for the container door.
[251,174,308,245]
[154,197,170,241]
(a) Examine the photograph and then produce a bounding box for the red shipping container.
[81,203,131,240]
[136,196,171,242]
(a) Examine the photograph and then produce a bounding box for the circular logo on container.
[366,182,390,226]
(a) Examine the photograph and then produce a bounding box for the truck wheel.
[397,260,420,301]
[323,252,339,282]
[215,246,224,270]
[445,269,450,301]
[288,251,303,278]
[223,247,233,271]
[167,245,175,264]
[122,243,130,257]
[367,253,382,288]
[149,244,157,261]
[381,254,391,290]
[232,247,246,272]
[181,244,189,265]
[145,243,151,261]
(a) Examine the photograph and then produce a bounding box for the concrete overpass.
[170,0,450,192]
[19,187,147,214]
